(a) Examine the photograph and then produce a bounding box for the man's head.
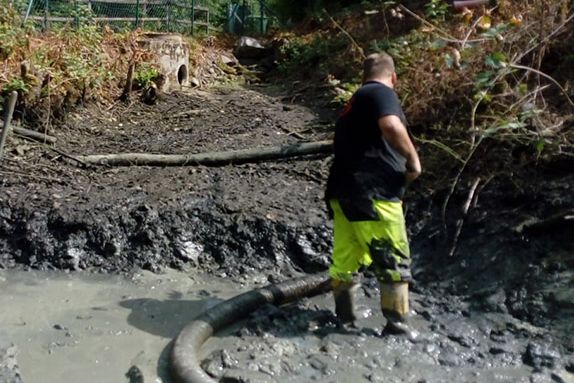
[363,52,397,88]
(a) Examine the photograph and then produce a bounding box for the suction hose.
[169,273,332,383]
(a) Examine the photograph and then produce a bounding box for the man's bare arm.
[378,114,421,183]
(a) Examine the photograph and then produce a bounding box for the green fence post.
[43,0,49,30]
[259,0,263,34]
[191,0,195,35]
[135,0,140,29]
[166,0,171,32]
[205,6,209,34]
[74,0,80,29]
[241,0,246,33]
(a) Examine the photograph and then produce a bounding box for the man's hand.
[378,115,421,184]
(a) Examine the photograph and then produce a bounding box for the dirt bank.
[1,84,573,382]
[0,85,334,276]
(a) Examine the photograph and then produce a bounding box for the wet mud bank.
[0,86,333,277]
[0,196,331,276]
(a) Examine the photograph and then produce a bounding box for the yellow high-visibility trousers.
[329,199,411,283]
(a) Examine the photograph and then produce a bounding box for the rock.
[446,321,480,348]
[0,345,23,383]
[220,369,271,383]
[490,347,507,355]
[524,342,562,371]
[234,37,268,60]
[125,365,144,383]
[529,373,553,383]
[220,55,237,67]
[201,350,238,378]
[550,371,571,383]
[483,290,509,313]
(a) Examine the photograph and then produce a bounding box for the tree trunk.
[76,140,333,166]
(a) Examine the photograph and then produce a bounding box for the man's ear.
[392,72,398,87]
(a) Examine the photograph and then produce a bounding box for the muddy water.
[0,269,255,383]
[2,269,573,383]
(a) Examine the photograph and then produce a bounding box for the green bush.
[277,35,350,78]
[134,63,160,88]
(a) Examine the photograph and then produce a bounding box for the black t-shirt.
[325,81,407,221]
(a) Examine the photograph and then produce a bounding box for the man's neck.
[364,77,394,89]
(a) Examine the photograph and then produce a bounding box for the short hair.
[363,52,395,79]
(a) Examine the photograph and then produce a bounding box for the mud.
[1,83,573,382]
[0,268,248,383]
[201,281,574,383]
[0,85,333,276]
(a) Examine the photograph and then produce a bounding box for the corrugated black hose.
[169,273,332,383]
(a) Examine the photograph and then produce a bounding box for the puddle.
[0,269,242,383]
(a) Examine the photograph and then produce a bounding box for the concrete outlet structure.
[138,33,190,92]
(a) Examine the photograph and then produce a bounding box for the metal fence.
[225,0,275,34]
[18,0,211,34]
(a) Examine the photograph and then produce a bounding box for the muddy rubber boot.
[331,279,359,328]
[380,282,416,338]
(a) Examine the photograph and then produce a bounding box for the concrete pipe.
[169,273,332,383]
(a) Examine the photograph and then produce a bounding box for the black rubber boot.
[332,279,359,327]
[382,309,412,335]
[380,282,417,339]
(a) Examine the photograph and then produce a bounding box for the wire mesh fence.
[15,0,211,34]
[225,0,275,34]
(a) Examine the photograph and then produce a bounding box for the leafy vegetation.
[0,3,159,125]
[271,0,573,169]
[134,63,160,88]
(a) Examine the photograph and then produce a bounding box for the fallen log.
[12,127,57,144]
[76,140,333,166]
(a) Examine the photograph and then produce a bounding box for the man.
[325,52,421,335]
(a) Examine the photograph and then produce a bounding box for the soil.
[0,84,335,276]
[0,80,573,382]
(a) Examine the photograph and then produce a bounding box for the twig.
[120,62,135,103]
[517,209,574,235]
[441,136,484,239]
[0,169,63,183]
[448,177,481,257]
[507,84,551,112]
[323,9,365,59]
[414,137,465,163]
[163,109,203,120]
[509,63,574,106]
[46,146,89,168]
[460,7,498,50]
[44,77,51,140]
[281,127,305,140]
[516,11,574,62]
[397,4,487,45]
[471,173,495,209]
[11,127,57,144]
[0,91,18,161]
